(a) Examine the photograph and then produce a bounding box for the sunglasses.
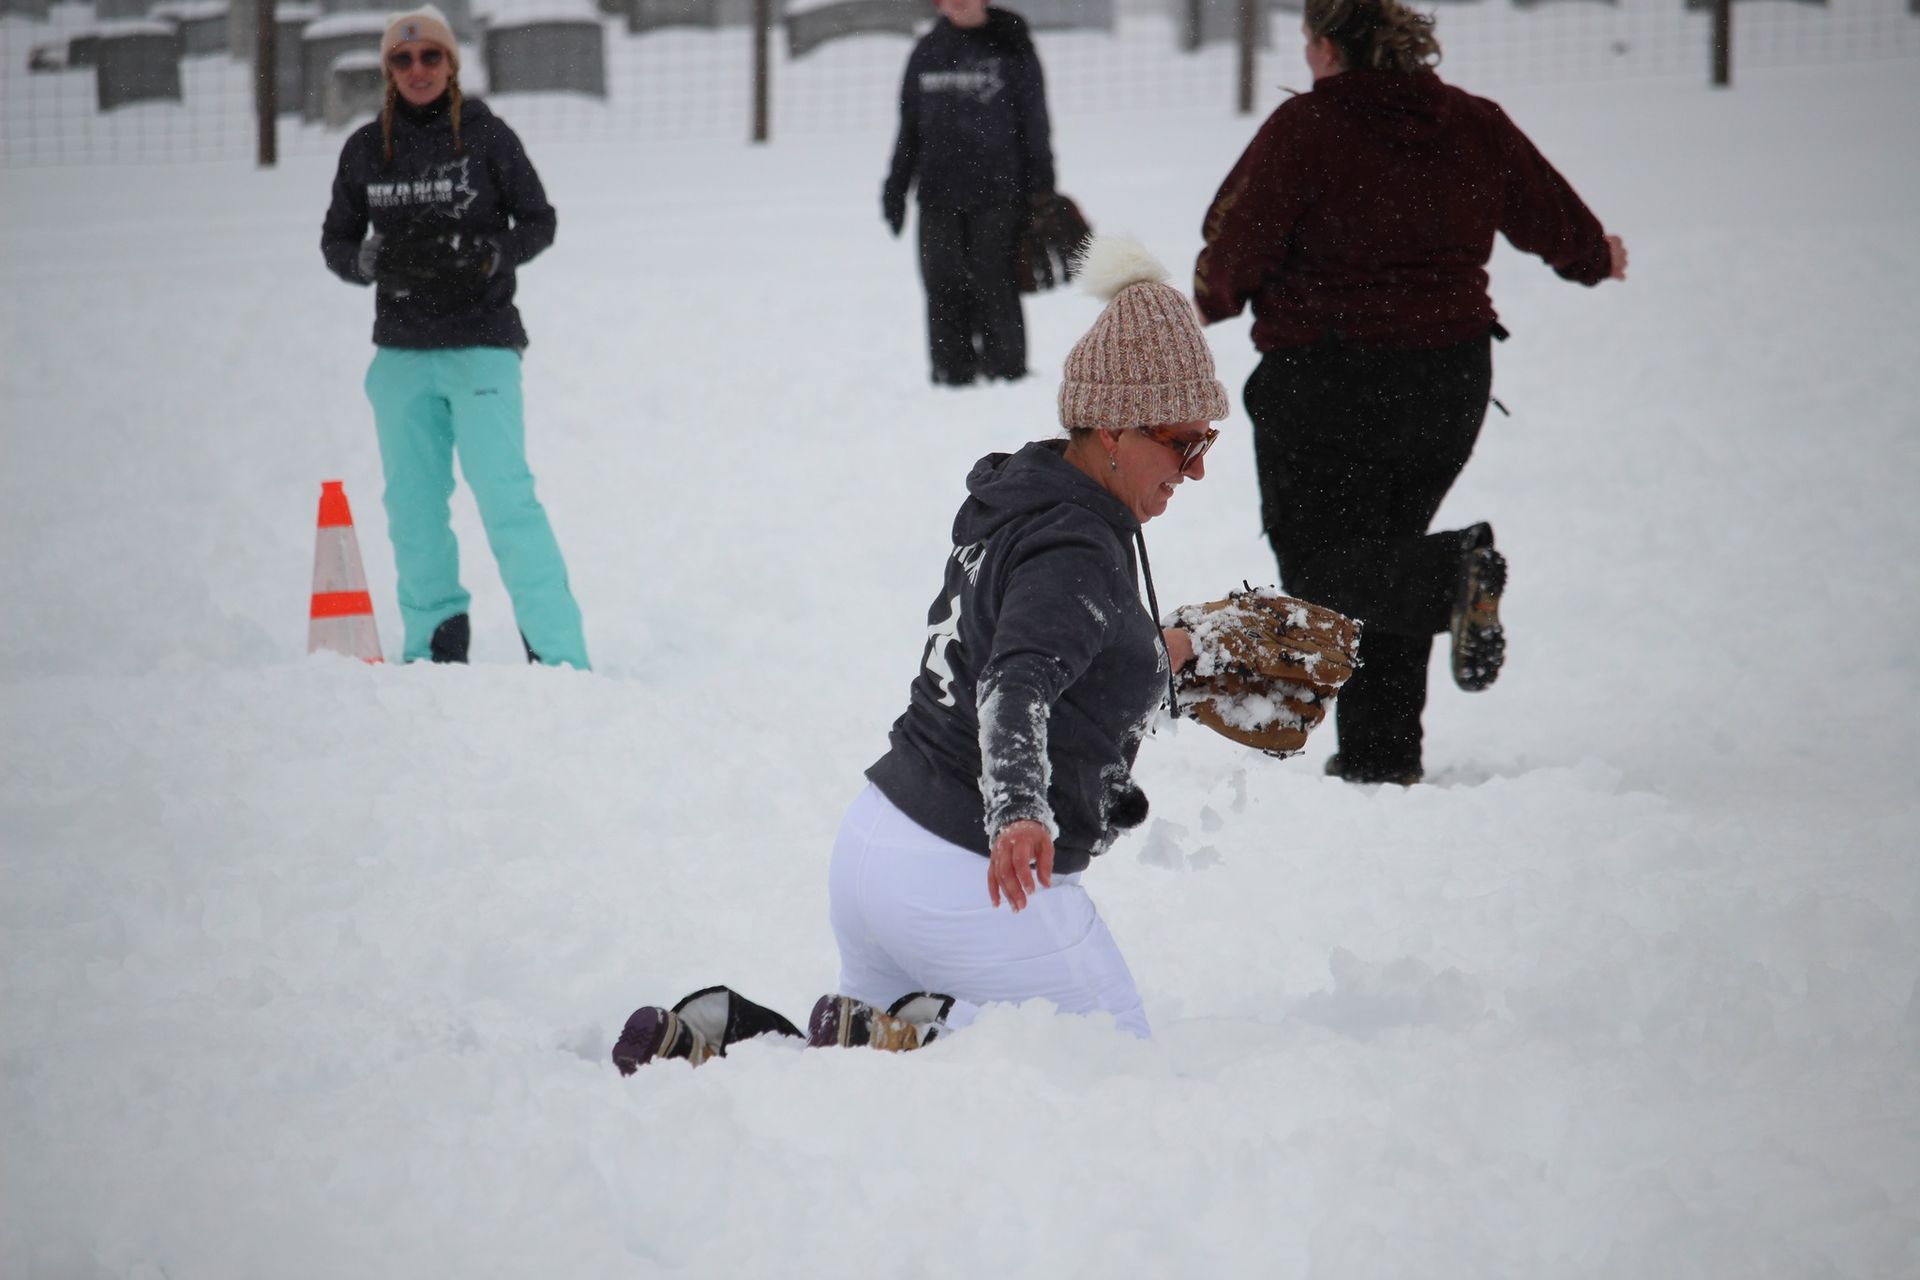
[1137,424,1219,472]
[387,48,446,70]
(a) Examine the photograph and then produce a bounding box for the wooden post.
[1182,0,1202,54]
[1236,0,1256,114]
[1711,0,1732,87]
[752,0,771,143]
[255,0,277,166]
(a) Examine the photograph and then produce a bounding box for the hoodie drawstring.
[1132,527,1180,718]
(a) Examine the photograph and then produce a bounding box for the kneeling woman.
[614,238,1229,1069]
[829,236,1229,1043]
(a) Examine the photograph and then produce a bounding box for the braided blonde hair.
[379,68,465,169]
[1304,0,1441,73]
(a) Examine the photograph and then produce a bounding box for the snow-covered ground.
[4,47,1919,1280]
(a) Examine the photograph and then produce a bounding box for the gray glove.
[355,233,383,285]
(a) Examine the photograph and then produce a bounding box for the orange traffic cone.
[308,480,384,663]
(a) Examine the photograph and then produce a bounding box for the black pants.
[917,202,1026,384]
[1244,335,1493,774]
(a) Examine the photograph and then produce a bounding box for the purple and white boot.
[808,992,955,1052]
[612,985,803,1075]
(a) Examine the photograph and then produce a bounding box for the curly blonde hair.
[1303,0,1441,73]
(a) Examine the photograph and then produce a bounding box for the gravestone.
[1174,0,1268,51]
[785,0,922,60]
[316,0,477,41]
[484,18,608,97]
[325,48,385,126]
[96,24,184,109]
[1013,0,1114,32]
[276,4,319,114]
[670,0,754,23]
[300,12,385,121]
[154,1,231,56]
[626,0,720,35]
[227,0,250,60]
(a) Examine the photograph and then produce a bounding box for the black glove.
[1017,194,1058,292]
[372,226,499,303]
[882,190,906,238]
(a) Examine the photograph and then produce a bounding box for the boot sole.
[1451,548,1506,693]
[612,1007,674,1075]
[612,1007,711,1073]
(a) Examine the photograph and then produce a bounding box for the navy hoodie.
[883,7,1055,213]
[321,95,555,351]
[866,441,1167,875]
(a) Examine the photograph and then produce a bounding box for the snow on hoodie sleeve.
[975,532,1122,840]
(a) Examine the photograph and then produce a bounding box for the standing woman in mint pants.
[320,5,587,669]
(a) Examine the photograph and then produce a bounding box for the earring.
[1108,454,1118,473]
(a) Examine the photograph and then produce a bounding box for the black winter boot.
[429,613,470,664]
[1450,523,1506,693]
[1324,753,1422,787]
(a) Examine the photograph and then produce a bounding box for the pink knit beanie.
[1058,235,1230,432]
[382,5,460,68]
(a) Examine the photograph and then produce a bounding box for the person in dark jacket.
[831,236,1229,1042]
[1194,0,1625,785]
[320,6,587,669]
[882,0,1055,385]
[607,238,1229,1071]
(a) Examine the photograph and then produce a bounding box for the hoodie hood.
[1313,68,1452,149]
[395,94,494,132]
[954,440,1137,547]
[864,437,1168,874]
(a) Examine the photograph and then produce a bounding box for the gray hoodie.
[866,440,1167,875]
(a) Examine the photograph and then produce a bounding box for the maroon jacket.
[1194,70,1612,351]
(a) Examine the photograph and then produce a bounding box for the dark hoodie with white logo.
[883,7,1055,213]
[1194,69,1613,350]
[866,440,1167,875]
[321,95,555,351]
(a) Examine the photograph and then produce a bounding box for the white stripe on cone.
[308,480,383,663]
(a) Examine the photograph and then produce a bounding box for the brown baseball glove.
[1016,192,1093,294]
[1170,586,1361,758]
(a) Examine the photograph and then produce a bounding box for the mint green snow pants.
[365,347,589,669]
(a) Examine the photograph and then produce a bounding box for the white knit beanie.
[382,5,459,68]
[1058,235,1230,432]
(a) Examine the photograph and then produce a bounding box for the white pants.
[827,784,1150,1039]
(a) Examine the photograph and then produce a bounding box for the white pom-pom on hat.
[1058,233,1230,432]
[1074,234,1170,302]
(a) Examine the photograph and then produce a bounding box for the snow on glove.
[1015,192,1093,294]
[1169,585,1361,758]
